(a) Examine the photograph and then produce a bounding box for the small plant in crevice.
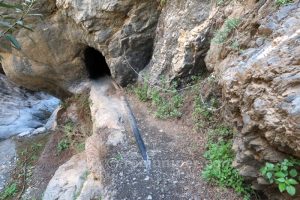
[216,0,231,6]
[193,95,213,128]
[192,75,221,130]
[0,183,17,200]
[202,126,253,200]
[157,0,167,8]
[275,0,293,6]
[212,18,241,49]
[57,138,70,153]
[261,159,300,196]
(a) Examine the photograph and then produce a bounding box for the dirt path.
[103,95,241,200]
[7,78,242,200]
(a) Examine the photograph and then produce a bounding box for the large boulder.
[0,74,59,139]
[1,0,160,97]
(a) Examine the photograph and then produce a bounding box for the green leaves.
[202,140,253,199]
[261,159,300,197]
[5,34,21,49]
[275,171,285,178]
[290,169,298,177]
[279,183,286,192]
[0,0,40,52]
[275,0,293,6]
[0,2,21,9]
[286,185,296,196]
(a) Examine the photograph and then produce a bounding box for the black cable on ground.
[123,96,151,173]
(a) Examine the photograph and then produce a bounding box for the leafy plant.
[212,18,240,44]
[0,183,18,199]
[0,0,41,51]
[202,126,252,199]
[261,159,300,196]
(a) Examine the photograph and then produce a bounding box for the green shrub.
[202,127,252,199]
[261,159,300,196]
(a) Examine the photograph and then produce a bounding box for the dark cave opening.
[83,47,111,79]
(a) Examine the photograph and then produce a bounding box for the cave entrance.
[83,47,111,79]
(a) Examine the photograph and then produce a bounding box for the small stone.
[147,195,152,200]
[144,176,150,181]
[159,129,163,133]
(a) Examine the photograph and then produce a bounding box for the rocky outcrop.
[1,0,215,96]
[206,1,300,190]
[1,0,160,97]
[143,0,213,83]
[0,74,59,139]
[43,78,126,199]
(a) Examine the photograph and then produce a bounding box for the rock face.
[0,139,16,192]
[43,77,126,199]
[1,0,160,97]
[1,0,214,96]
[206,1,300,189]
[143,0,213,83]
[0,74,60,139]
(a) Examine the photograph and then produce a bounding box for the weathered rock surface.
[143,0,213,83]
[1,0,160,97]
[43,78,126,199]
[0,74,60,139]
[1,0,216,96]
[43,153,91,200]
[0,139,16,192]
[206,1,300,189]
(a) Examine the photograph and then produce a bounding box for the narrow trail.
[98,78,241,200]
[39,77,241,200]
